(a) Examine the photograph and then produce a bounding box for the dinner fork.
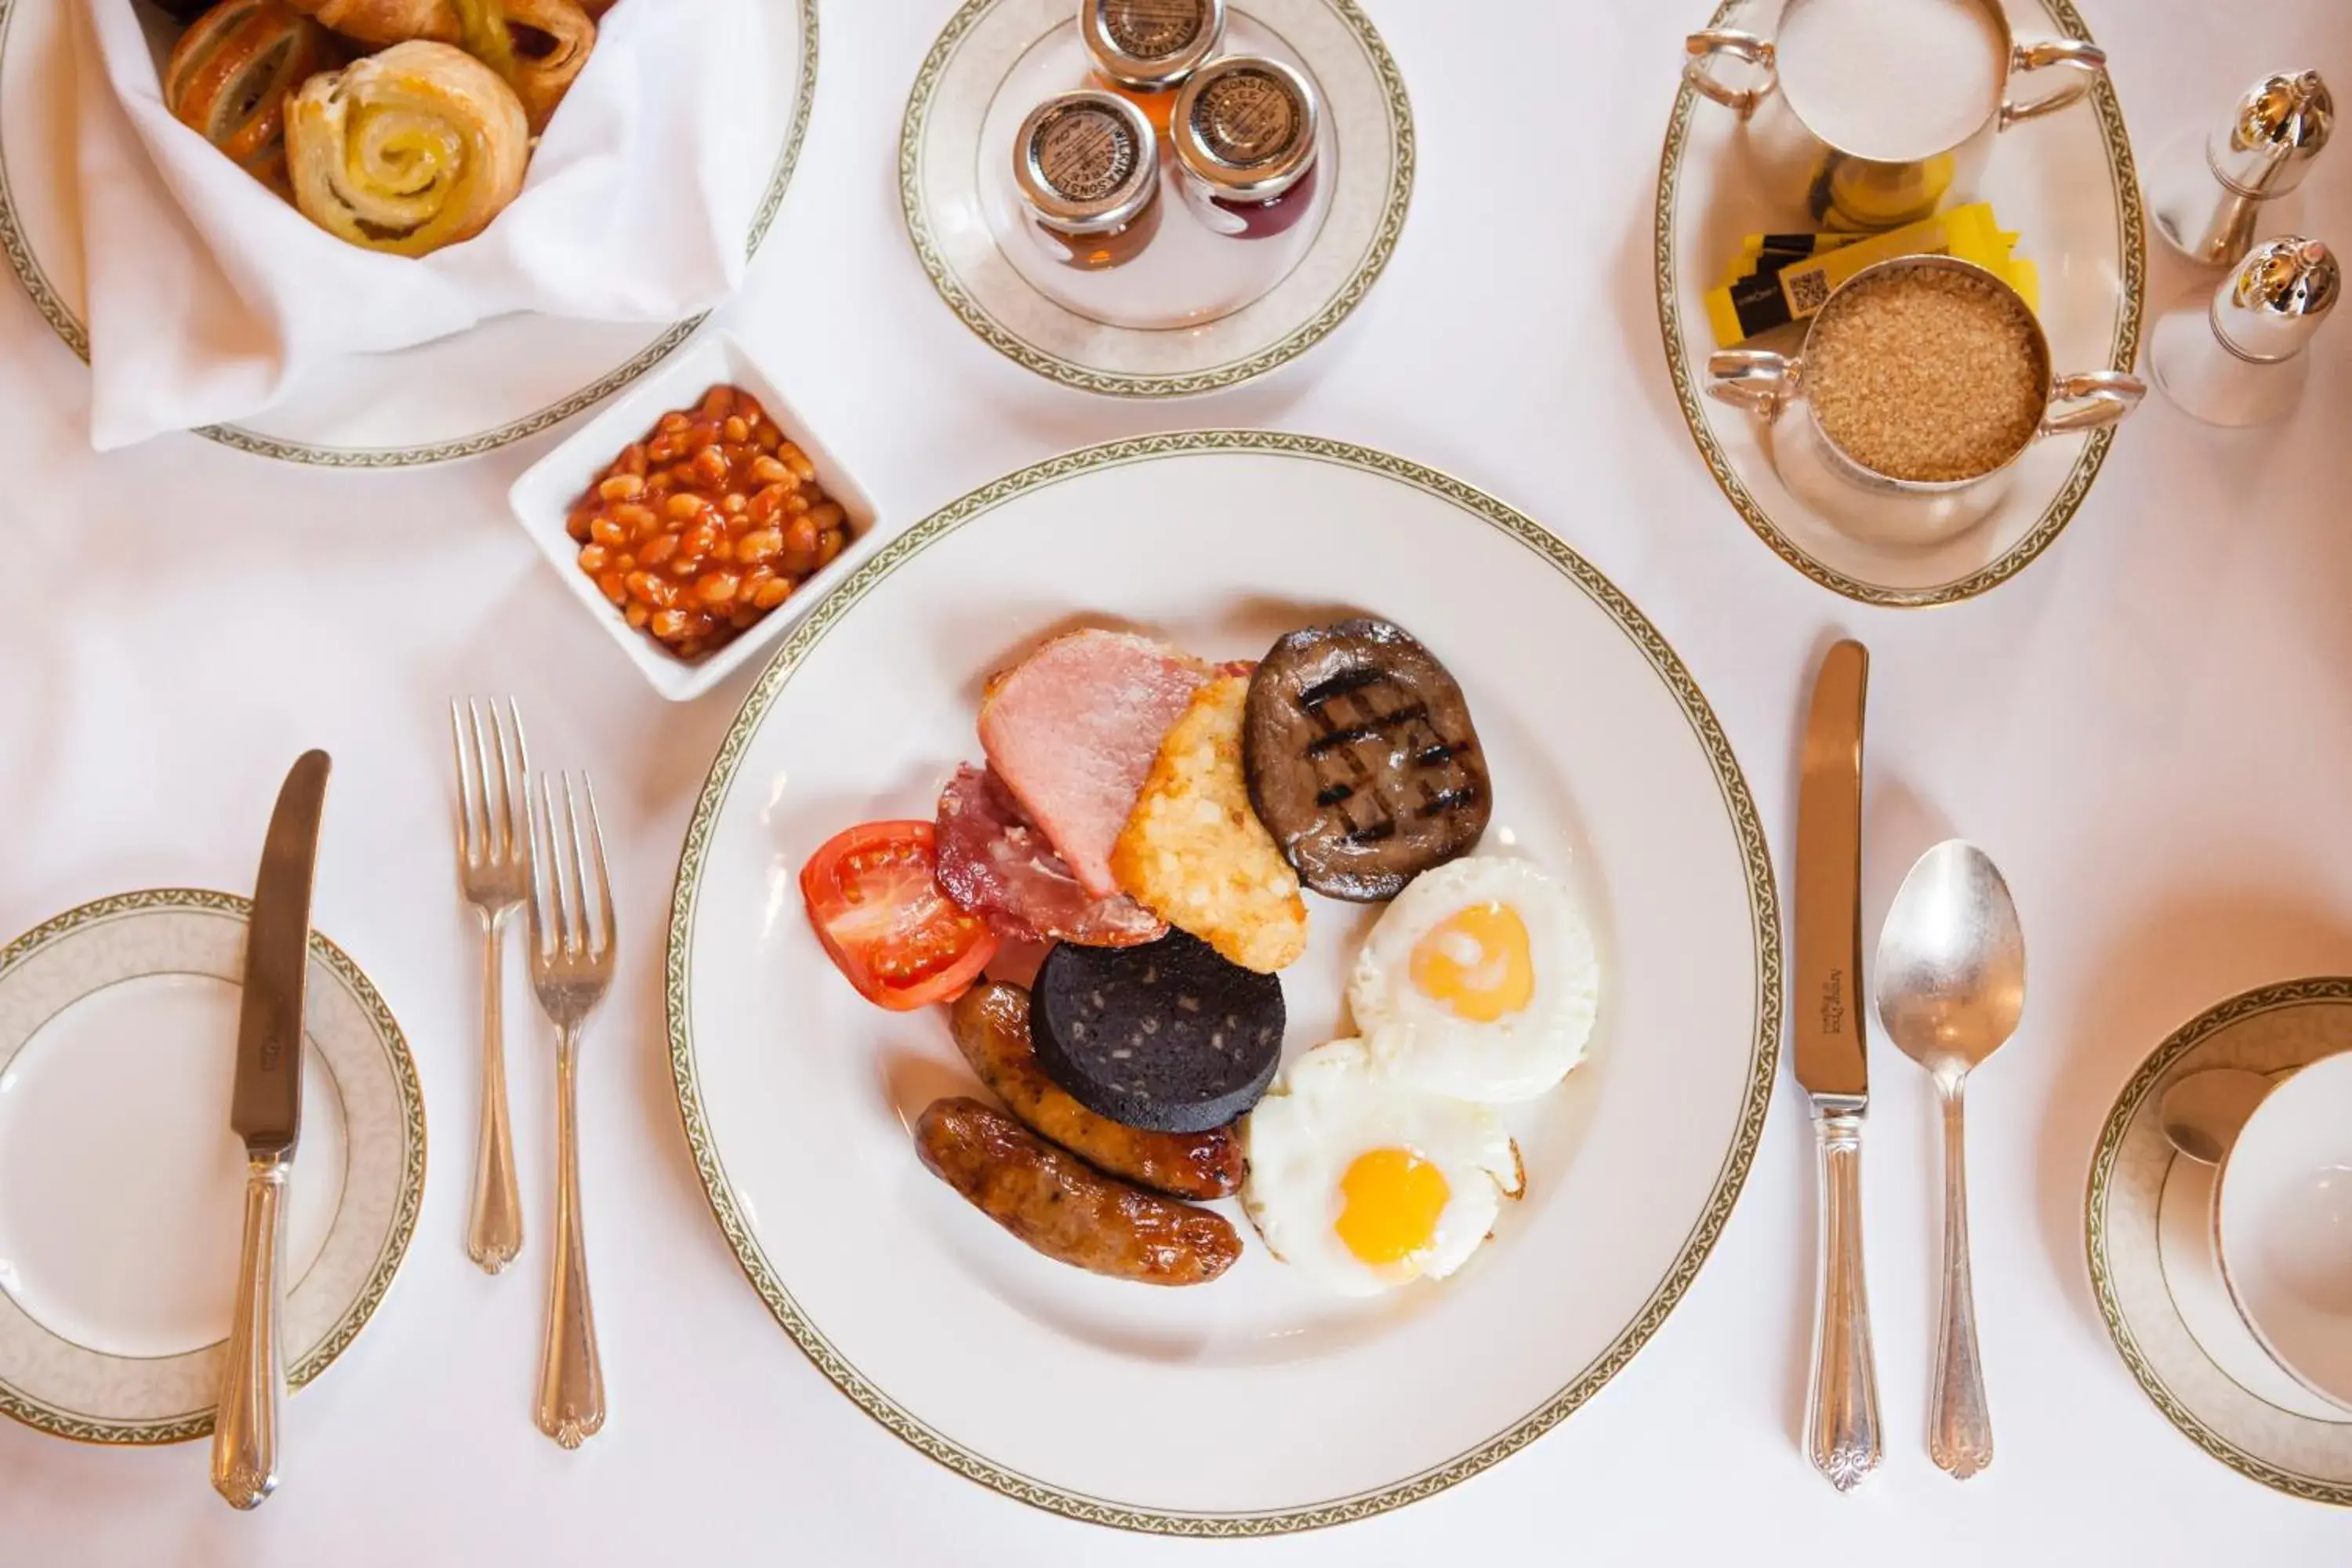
[451,699,528,1276]
[525,770,612,1450]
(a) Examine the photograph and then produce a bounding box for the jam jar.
[1170,56,1321,240]
[1013,89,1165,271]
[1080,0,1225,134]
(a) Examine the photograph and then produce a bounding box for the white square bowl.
[508,332,884,702]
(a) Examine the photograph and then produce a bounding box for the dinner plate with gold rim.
[1655,0,2144,608]
[666,431,1777,1531]
[0,0,814,466]
[2086,979,2352,1505]
[899,0,1410,397]
[0,889,423,1444]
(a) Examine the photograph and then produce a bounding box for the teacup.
[1683,0,2107,230]
[1704,255,2142,546]
[2215,1049,2352,1415]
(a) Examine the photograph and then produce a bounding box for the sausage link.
[949,982,1244,1200]
[915,1098,1240,1286]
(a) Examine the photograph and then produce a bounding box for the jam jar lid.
[1014,90,1161,234]
[1171,56,1321,202]
[1080,0,1226,93]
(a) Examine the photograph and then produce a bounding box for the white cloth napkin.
[70,0,772,450]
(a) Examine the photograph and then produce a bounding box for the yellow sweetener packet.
[1705,204,2029,347]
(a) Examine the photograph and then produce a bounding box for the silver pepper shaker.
[2149,71,2332,269]
[2151,237,2339,427]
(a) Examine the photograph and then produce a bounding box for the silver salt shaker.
[2149,71,2332,269]
[2151,237,2339,427]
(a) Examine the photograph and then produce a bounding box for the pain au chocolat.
[162,0,343,191]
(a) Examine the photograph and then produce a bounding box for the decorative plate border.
[0,887,427,1446]
[0,0,818,467]
[1651,0,2147,608]
[663,430,1783,1534]
[896,0,1413,397]
[2085,976,2352,1506]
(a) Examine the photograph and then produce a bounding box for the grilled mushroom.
[1243,618,1491,901]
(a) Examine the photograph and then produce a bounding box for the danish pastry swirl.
[285,41,530,256]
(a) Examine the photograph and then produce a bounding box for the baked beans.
[567,385,851,662]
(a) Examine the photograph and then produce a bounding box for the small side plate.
[901,0,1412,397]
[0,890,424,1446]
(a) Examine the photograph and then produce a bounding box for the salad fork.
[524,771,612,1450]
[450,699,528,1275]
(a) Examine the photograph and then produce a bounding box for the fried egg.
[1348,855,1599,1103]
[1243,1037,1523,1296]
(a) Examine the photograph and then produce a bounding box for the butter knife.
[1795,641,1880,1492]
[211,750,331,1511]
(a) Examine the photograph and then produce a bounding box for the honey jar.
[1013,89,1165,271]
[1170,56,1321,240]
[1080,0,1225,134]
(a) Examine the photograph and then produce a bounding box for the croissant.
[162,0,342,191]
[285,42,529,256]
[281,0,594,132]
[281,0,459,47]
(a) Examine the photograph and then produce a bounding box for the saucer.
[2087,979,2352,1503]
[0,890,424,1444]
[1654,0,2146,606]
[899,0,1411,396]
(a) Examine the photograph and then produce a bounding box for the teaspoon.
[1875,840,2026,1482]
[2158,1068,2274,1165]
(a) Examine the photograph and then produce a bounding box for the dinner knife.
[1795,641,1880,1492]
[211,750,331,1511]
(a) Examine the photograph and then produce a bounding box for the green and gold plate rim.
[895,0,1414,399]
[0,887,426,1446]
[0,0,818,467]
[662,430,1783,1534]
[2083,975,2352,1507]
[1652,0,2147,609]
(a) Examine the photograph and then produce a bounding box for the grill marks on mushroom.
[1244,619,1491,901]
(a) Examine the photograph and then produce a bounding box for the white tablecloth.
[3,2,2350,1562]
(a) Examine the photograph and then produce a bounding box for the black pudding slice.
[1030,931,1283,1134]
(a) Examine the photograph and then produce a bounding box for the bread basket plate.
[900,0,1411,397]
[1655,0,2144,607]
[0,0,814,466]
[666,433,1778,1531]
[0,890,424,1445]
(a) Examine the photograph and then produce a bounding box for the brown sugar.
[1806,267,2047,482]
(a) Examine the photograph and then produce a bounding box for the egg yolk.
[1408,902,1535,1022]
[1334,1147,1451,1267]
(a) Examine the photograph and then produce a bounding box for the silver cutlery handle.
[536,1027,604,1448]
[212,1156,289,1508]
[1931,1082,1993,1478]
[1807,1100,1882,1492]
[466,913,524,1273]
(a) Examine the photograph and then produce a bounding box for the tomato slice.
[800,821,998,1011]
